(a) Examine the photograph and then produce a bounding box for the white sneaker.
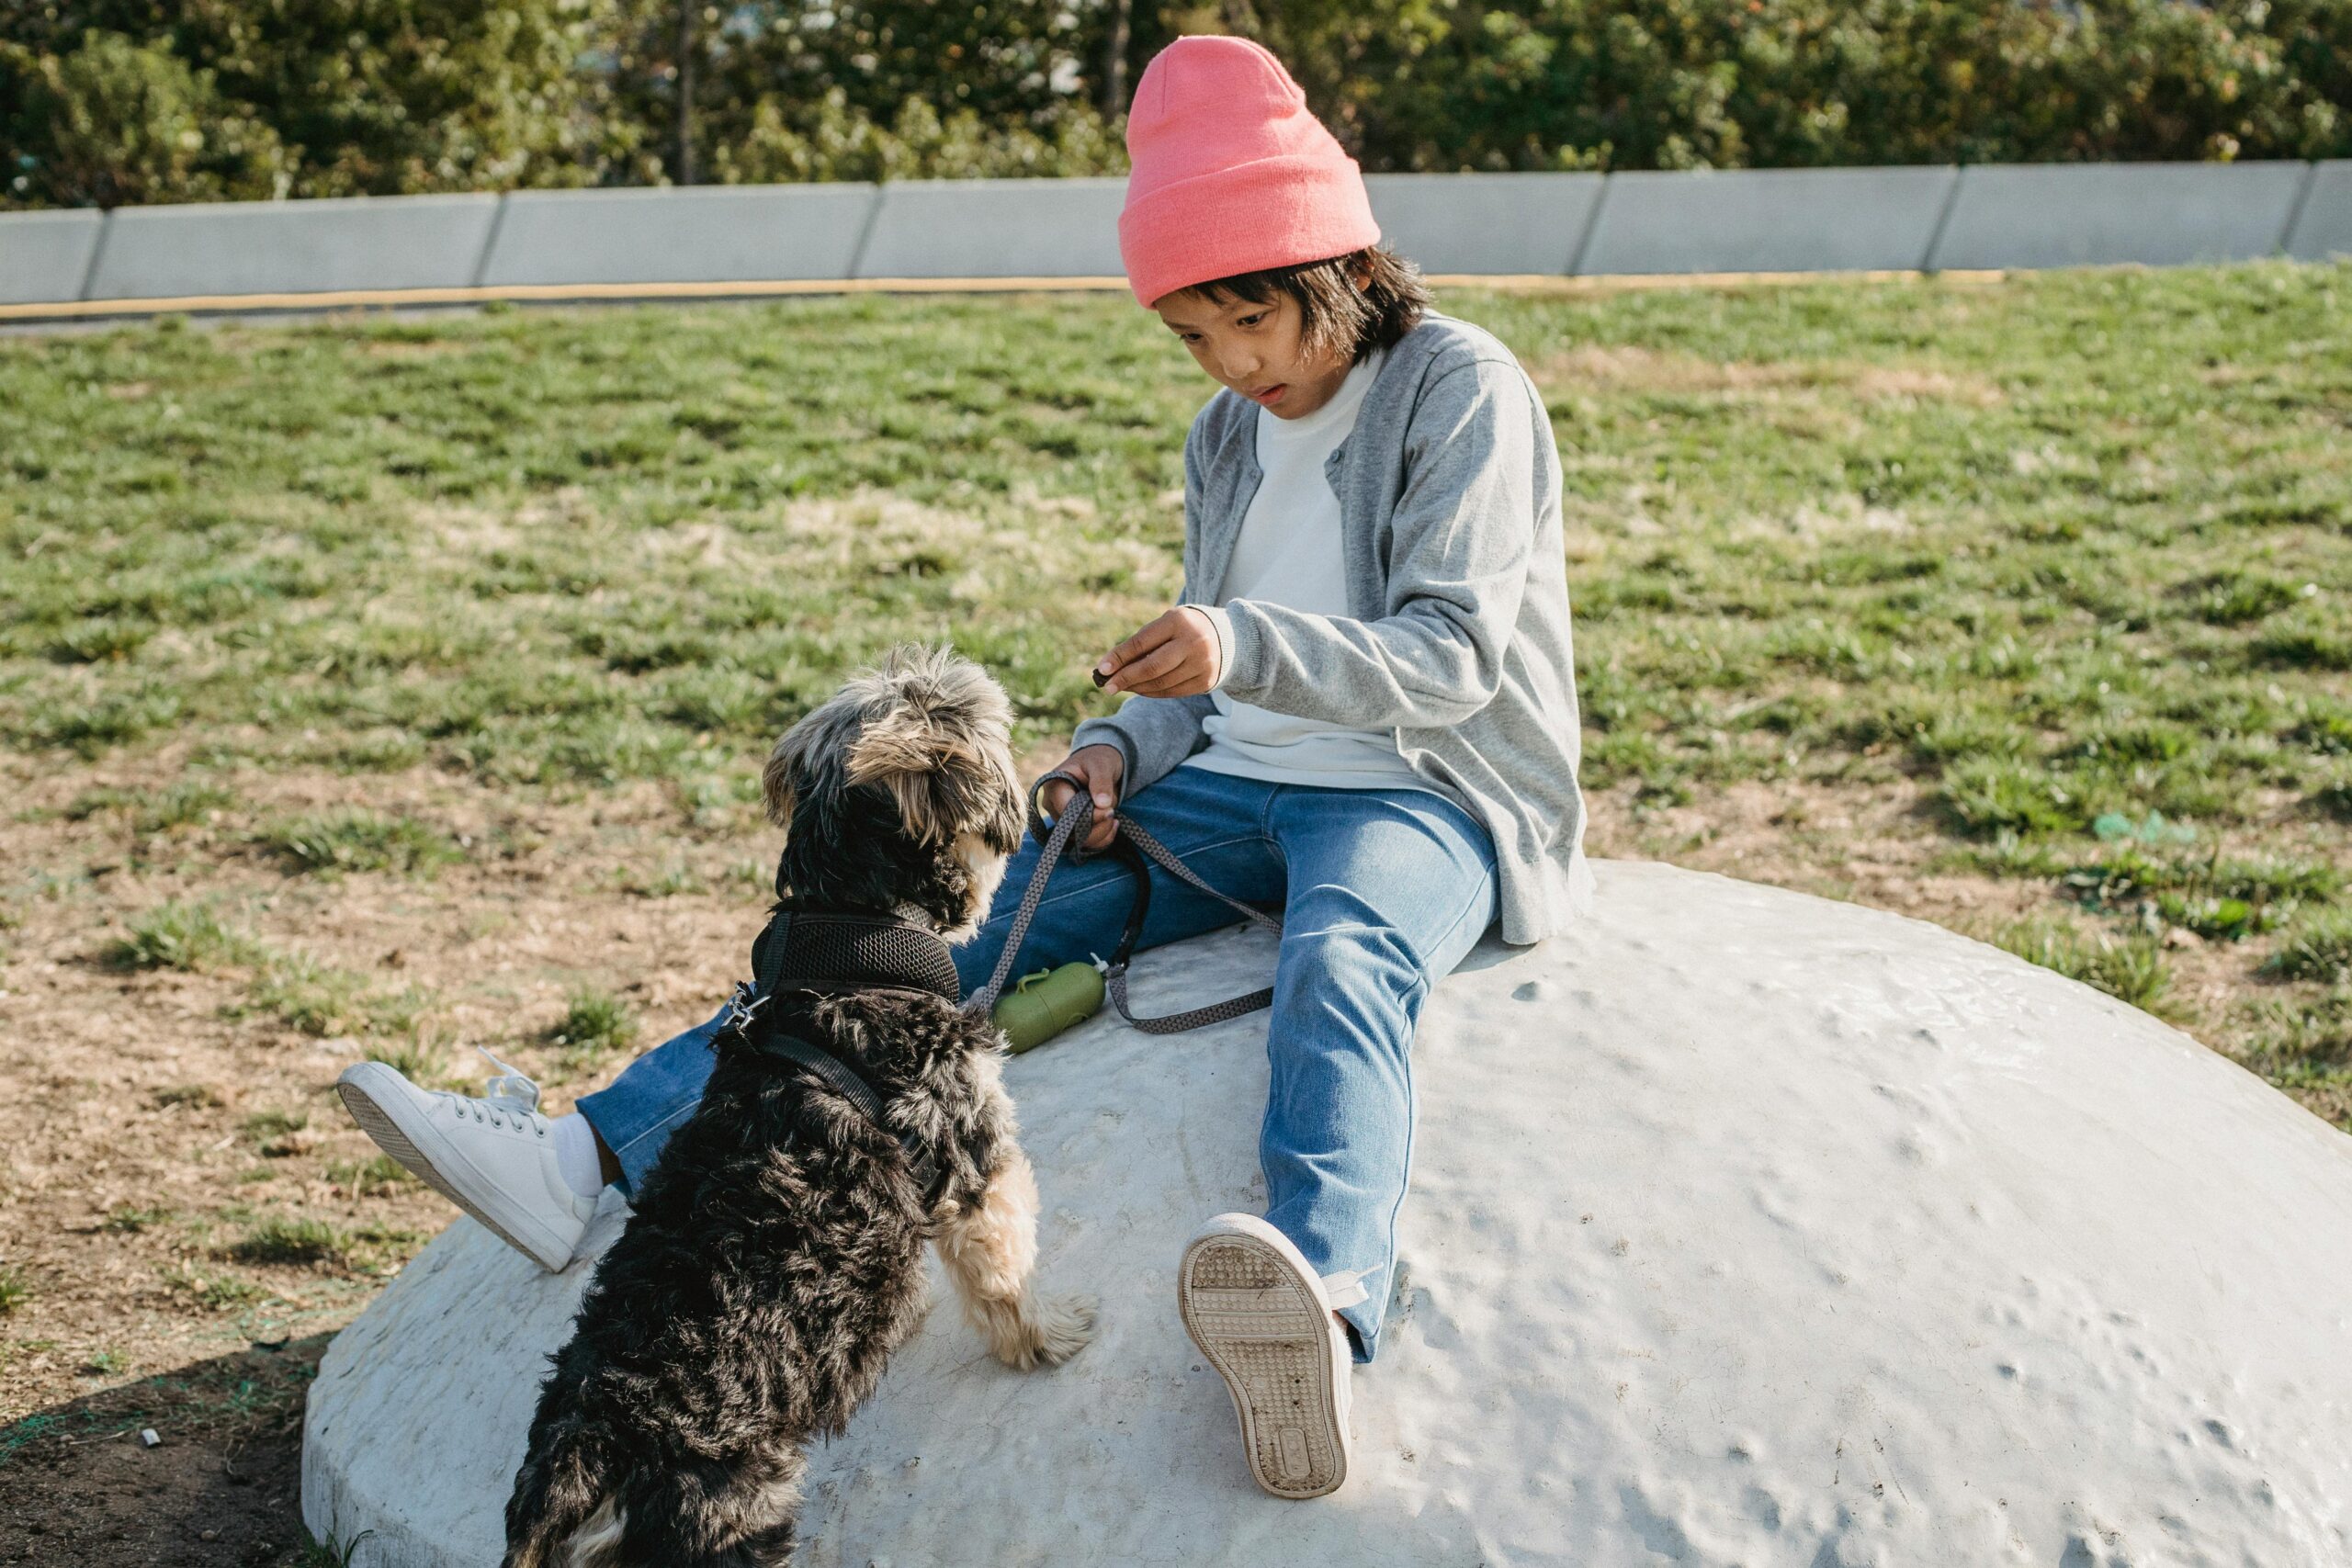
[334,1049,596,1272]
[1176,1213,1354,1499]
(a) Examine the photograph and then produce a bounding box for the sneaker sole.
[334,1068,574,1272]
[1177,1226,1349,1499]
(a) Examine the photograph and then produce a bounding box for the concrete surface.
[303,859,2352,1567]
[1926,161,2309,271]
[1365,172,1605,275]
[854,176,1128,278]
[84,193,499,300]
[2285,161,2352,262]
[478,185,878,287]
[1575,165,1956,275]
[0,209,106,305]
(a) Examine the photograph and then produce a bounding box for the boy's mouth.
[1250,384,1288,407]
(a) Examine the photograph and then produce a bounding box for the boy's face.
[1154,286,1354,420]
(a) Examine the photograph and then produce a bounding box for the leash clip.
[722,979,768,1037]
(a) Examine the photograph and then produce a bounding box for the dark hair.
[1176,245,1431,365]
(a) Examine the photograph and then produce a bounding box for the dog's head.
[762,643,1025,940]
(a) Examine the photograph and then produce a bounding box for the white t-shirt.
[1182,348,1429,792]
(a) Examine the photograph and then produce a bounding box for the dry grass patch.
[1532,344,2004,406]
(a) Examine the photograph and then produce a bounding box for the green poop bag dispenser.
[990,960,1105,1053]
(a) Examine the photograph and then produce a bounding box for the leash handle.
[968,773,1282,1035]
[1098,814,1281,1033]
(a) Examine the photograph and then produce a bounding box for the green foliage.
[706,89,1128,186]
[1992,919,2173,1013]
[107,899,261,973]
[2154,892,2279,942]
[551,988,638,1066]
[1388,0,2352,172]
[613,858,708,898]
[295,1529,377,1568]
[1941,760,2085,837]
[2267,909,2352,983]
[219,1213,419,1270]
[0,1266,30,1314]
[362,1032,451,1085]
[4,0,618,207]
[163,1262,267,1312]
[0,29,286,207]
[327,1153,417,1197]
[220,1213,346,1266]
[240,1108,309,1156]
[65,780,234,834]
[260,808,461,875]
[242,953,425,1038]
[8,0,2352,209]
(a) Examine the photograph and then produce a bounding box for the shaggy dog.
[503,644,1094,1568]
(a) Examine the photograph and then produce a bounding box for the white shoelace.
[463,1046,547,1133]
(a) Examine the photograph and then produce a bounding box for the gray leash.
[967,771,1283,1034]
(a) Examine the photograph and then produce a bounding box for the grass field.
[0,265,2346,1560]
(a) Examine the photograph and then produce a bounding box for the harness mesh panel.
[752,908,962,1002]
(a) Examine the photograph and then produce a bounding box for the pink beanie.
[1117,35,1382,310]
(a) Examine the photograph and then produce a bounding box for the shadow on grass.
[0,1334,334,1567]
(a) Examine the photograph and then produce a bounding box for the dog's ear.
[842,645,1023,850]
[762,724,810,829]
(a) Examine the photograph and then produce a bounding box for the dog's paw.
[1024,1293,1097,1371]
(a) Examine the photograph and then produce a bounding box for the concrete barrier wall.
[1576,165,1957,276]
[2285,161,2352,262]
[83,193,500,300]
[3,160,2340,312]
[1364,173,1604,276]
[480,185,876,286]
[0,209,105,305]
[855,177,1128,278]
[1926,161,2311,271]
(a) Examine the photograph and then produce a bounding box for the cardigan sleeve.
[1208,357,1540,729]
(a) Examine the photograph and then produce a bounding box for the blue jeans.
[576,763,1498,1363]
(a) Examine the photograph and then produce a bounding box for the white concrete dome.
[303,861,2352,1566]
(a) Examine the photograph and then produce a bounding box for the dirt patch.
[0,1338,320,1568]
[0,757,763,1432]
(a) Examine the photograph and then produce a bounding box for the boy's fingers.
[1112,642,1187,691]
[1121,652,1211,696]
[1095,613,1180,681]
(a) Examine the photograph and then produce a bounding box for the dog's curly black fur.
[503,646,1093,1568]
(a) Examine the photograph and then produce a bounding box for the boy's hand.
[1040,744,1125,853]
[1095,607,1221,698]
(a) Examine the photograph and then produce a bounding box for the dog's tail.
[503,1425,626,1568]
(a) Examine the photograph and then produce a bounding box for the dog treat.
[992,962,1106,1053]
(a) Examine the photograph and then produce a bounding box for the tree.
[3,0,627,204]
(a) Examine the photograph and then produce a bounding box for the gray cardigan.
[1073,309,1595,946]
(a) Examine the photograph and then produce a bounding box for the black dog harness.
[720,901,962,1204]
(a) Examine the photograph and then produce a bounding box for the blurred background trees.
[6,0,2349,209]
